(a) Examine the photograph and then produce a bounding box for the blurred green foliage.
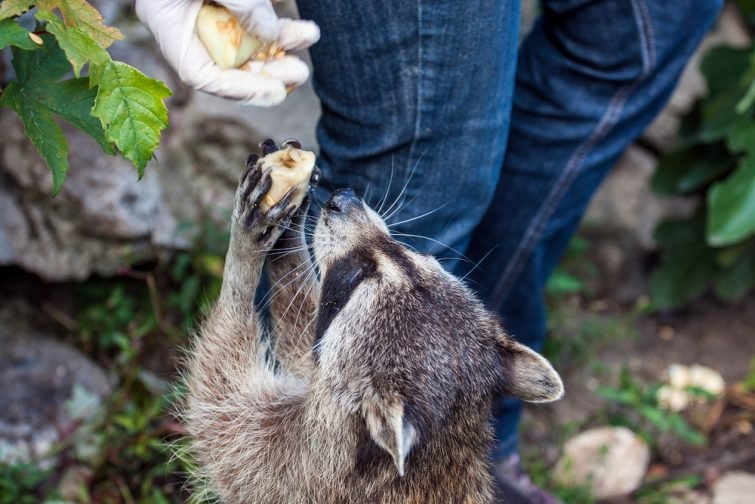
[0,463,53,504]
[598,367,706,447]
[743,357,755,391]
[524,456,597,504]
[545,236,598,299]
[651,5,755,309]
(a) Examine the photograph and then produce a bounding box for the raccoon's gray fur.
[185,148,564,503]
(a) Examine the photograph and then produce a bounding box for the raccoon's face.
[312,189,563,477]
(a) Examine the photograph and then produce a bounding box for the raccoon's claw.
[235,164,268,226]
[260,138,279,156]
[235,165,298,247]
[246,153,260,169]
[257,189,298,246]
[282,138,302,149]
[310,165,322,186]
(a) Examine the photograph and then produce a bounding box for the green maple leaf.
[0,0,33,20]
[37,0,123,48]
[0,35,112,193]
[0,18,42,50]
[35,10,109,77]
[1,84,69,192]
[92,61,172,175]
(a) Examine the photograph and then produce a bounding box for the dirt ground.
[523,293,755,502]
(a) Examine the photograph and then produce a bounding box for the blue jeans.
[297,0,722,460]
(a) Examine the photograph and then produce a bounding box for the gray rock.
[712,472,755,504]
[0,304,110,465]
[0,111,160,280]
[554,426,650,499]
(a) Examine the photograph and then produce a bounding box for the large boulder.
[0,113,162,280]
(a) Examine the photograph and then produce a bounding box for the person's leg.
[463,0,724,463]
[296,0,520,263]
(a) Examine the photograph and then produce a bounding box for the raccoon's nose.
[325,188,360,214]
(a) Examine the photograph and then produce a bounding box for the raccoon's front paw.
[232,162,300,249]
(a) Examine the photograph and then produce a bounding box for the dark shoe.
[492,454,562,504]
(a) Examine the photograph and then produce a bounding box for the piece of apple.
[258,147,316,213]
[196,3,263,69]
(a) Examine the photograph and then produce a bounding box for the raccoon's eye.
[347,268,363,291]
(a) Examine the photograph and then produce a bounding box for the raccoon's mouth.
[313,188,368,272]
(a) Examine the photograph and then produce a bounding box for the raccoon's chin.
[313,188,388,271]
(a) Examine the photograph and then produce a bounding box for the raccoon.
[185,143,564,503]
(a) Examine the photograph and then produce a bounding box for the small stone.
[712,472,755,504]
[737,420,752,434]
[554,426,650,499]
[58,465,93,502]
[659,325,675,341]
[673,490,712,504]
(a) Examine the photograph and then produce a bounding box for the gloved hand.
[135,0,320,106]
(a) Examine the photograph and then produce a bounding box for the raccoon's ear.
[362,397,417,477]
[497,335,564,403]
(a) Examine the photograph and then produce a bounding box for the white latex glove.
[135,0,320,106]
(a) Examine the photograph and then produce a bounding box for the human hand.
[135,0,320,106]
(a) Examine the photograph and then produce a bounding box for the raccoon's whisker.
[267,244,311,255]
[265,249,309,264]
[389,232,475,264]
[394,238,420,253]
[376,157,396,216]
[289,272,319,339]
[270,264,319,336]
[296,305,319,349]
[459,245,500,283]
[275,220,316,236]
[380,151,423,221]
[272,229,316,243]
[264,260,316,306]
[265,258,318,314]
[257,257,316,310]
[383,192,419,224]
[386,202,449,229]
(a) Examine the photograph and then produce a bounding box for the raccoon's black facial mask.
[313,248,377,358]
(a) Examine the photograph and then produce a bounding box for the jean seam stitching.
[632,0,657,76]
[405,0,423,195]
[489,8,656,310]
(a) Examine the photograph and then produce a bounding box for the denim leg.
[462,0,724,460]
[296,0,521,262]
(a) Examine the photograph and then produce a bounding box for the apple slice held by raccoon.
[257,145,316,213]
[196,3,285,69]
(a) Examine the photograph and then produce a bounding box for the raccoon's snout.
[324,188,362,216]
